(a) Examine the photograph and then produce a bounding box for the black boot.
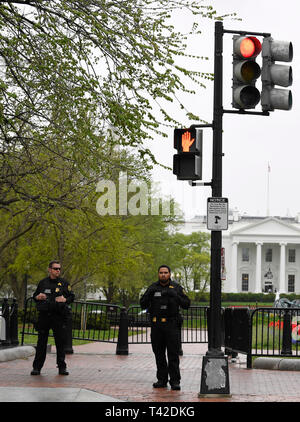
[170,382,181,390]
[58,368,69,375]
[153,380,167,388]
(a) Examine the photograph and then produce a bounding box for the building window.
[288,249,296,263]
[265,248,272,262]
[242,248,249,262]
[241,274,249,292]
[288,274,295,293]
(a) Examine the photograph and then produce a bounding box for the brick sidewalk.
[1,341,300,402]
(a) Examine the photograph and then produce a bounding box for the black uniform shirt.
[140,280,190,319]
[33,276,75,314]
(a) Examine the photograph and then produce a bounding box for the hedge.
[191,292,300,304]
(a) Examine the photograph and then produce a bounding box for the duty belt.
[152,316,177,323]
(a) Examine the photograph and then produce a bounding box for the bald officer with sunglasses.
[31,261,74,376]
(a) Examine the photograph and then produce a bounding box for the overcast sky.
[148,0,300,220]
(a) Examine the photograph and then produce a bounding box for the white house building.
[179,210,300,295]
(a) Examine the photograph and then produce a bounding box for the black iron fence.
[126,305,208,345]
[223,306,300,368]
[21,298,122,347]
[17,298,300,368]
[249,307,300,365]
[70,301,121,343]
[20,298,209,354]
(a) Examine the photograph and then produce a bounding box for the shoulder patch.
[68,285,71,291]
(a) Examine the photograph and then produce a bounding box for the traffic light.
[261,37,293,111]
[173,128,202,181]
[232,36,262,109]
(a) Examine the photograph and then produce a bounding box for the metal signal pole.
[197,20,289,397]
[199,21,230,397]
[209,20,224,355]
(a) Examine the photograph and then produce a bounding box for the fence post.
[281,309,292,355]
[1,299,11,346]
[178,321,183,356]
[223,308,232,351]
[116,307,128,355]
[246,353,252,369]
[247,309,253,369]
[21,297,30,346]
[64,308,74,354]
[9,299,19,346]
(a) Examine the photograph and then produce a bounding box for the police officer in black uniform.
[140,265,190,390]
[31,261,75,375]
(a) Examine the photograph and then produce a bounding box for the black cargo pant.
[150,318,181,384]
[33,312,67,370]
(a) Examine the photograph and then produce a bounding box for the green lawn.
[19,324,119,346]
[19,332,96,346]
[19,327,146,346]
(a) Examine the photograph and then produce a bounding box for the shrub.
[72,312,110,330]
[18,308,38,324]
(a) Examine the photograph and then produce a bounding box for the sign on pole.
[207,197,228,231]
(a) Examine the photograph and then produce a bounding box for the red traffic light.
[235,36,262,58]
[232,35,262,110]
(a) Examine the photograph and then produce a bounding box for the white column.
[255,242,263,293]
[231,242,238,292]
[279,242,287,293]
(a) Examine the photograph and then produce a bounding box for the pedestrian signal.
[173,128,203,181]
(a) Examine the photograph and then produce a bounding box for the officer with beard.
[140,265,190,390]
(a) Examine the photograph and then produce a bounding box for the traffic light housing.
[261,37,293,111]
[173,128,203,181]
[232,36,262,109]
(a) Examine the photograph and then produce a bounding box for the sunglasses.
[51,267,61,271]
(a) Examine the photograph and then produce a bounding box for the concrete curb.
[279,359,300,371]
[0,346,35,362]
[0,387,124,402]
[253,357,300,371]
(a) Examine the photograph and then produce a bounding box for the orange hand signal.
[181,131,195,152]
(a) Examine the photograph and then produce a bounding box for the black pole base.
[116,307,128,355]
[199,355,231,397]
[115,347,128,355]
